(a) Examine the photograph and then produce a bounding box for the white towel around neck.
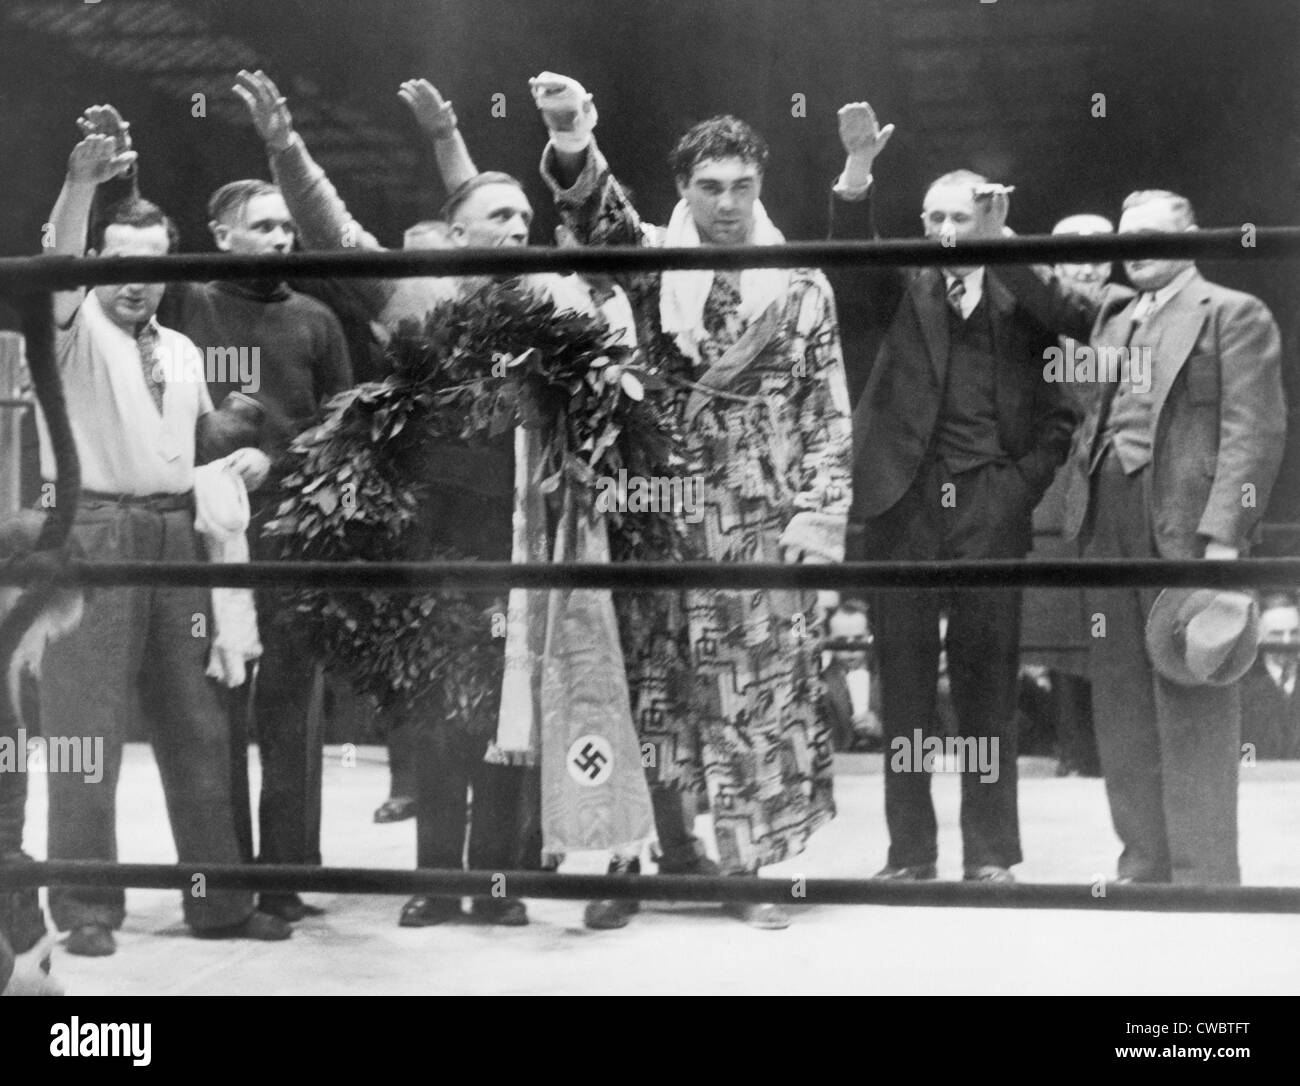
[658,198,790,363]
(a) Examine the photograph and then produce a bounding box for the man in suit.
[828,103,1078,882]
[1011,190,1286,883]
[1240,591,1300,760]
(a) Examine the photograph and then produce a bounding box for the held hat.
[1145,589,1260,687]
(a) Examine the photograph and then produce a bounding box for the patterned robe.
[542,140,853,871]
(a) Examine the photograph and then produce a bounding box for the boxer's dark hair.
[669,116,769,183]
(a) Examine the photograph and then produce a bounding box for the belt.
[78,489,195,513]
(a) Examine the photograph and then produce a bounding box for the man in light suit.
[1007,190,1286,883]
[828,103,1078,882]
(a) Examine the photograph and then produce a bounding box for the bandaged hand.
[529,72,597,153]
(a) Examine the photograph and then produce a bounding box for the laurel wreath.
[262,277,684,721]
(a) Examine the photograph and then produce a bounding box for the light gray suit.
[1003,265,1285,882]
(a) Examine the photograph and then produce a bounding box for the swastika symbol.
[573,743,608,779]
[566,734,614,787]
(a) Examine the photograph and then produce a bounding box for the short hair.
[668,115,769,183]
[403,219,451,249]
[207,179,281,225]
[1053,213,1114,235]
[1261,590,1298,613]
[439,172,526,223]
[1122,190,1197,229]
[90,196,178,254]
[835,599,869,620]
[924,169,989,202]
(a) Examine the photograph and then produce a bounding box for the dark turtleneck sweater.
[159,279,352,486]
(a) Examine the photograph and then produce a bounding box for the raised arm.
[43,129,137,327]
[398,78,478,194]
[530,72,652,250]
[233,69,384,254]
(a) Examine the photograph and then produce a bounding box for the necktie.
[946,276,966,318]
[136,322,166,413]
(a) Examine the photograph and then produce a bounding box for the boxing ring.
[3,226,1300,918]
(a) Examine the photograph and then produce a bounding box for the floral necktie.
[136,322,166,413]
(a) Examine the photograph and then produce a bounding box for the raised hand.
[233,69,295,154]
[398,79,458,139]
[66,133,137,185]
[77,103,132,154]
[837,101,895,161]
[528,71,597,149]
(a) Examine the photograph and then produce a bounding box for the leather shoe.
[470,898,529,926]
[399,895,461,927]
[872,863,938,881]
[373,796,416,823]
[258,893,325,922]
[65,924,116,957]
[722,902,791,930]
[963,865,1015,883]
[583,856,641,930]
[657,854,721,877]
[193,911,292,941]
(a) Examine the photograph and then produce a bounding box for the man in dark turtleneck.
[160,177,352,923]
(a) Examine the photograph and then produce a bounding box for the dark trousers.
[387,713,417,799]
[863,459,1025,870]
[41,505,253,931]
[415,723,541,898]
[1083,452,1240,884]
[228,604,324,868]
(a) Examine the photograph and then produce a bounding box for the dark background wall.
[1,0,1298,512]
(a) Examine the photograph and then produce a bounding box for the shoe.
[963,865,1015,883]
[374,796,416,823]
[722,902,791,930]
[65,924,116,957]
[193,911,292,941]
[872,863,938,881]
[258,893,326,922]
[469,898,529,926]
[583,857,641,930]
[399,895,461,927]
[656,853,721,877]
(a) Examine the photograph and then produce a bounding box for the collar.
[1137,265,1197,318]
[213,278,292,303]
[943,267,986,295]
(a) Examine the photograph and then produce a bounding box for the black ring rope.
[2,227,1297,292]
[0,862,1294,914]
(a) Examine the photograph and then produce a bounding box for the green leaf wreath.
[263,277,685,720]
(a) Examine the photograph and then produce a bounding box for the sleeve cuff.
[832,173,873,201]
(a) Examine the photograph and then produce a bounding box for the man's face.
[922,182,997,277]
[829,608,869,668]
[1260,604,1300,660]
[212,192,296,256]
[1119,198,1195,292]
[1057,259,1113,286]
[449,183,533,248]
[677,157,762,245]
[92,223,170,330]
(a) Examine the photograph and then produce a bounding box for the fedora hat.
[1145,588,1260,687]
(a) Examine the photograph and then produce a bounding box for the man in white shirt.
[35,132,291,955]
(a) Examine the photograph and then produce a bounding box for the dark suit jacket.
[1005,266,1287,557]
[827,190,1079,560]
[1240,660,1300,759]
